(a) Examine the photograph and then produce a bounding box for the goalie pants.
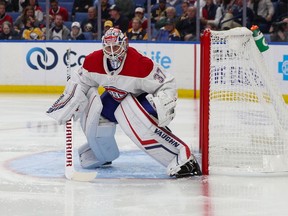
[100,91,157,122]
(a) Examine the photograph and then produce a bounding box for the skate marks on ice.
[6,150,172,179]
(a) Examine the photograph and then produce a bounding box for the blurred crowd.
[0,0,287,41]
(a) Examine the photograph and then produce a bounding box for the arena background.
[0,41,287,102]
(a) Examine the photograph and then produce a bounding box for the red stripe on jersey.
[82,47,154,78]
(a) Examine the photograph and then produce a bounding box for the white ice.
[0,94,288,216]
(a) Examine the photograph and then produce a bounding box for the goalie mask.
[102,28,128,69]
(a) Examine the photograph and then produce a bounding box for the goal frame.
[199,28,288,176]
[199,29,211,175]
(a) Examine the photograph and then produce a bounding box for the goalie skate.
[172,159,202,178]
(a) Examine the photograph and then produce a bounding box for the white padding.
[115,94,191,169]
[146,91,176,127]
[79,88,119,168]
[80,87,102,136]
[46,80,88,125]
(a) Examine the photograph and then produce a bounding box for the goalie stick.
[65,48,97,181]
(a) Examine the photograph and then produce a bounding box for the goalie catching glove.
[46,80,88,124]
[146,91,177,127]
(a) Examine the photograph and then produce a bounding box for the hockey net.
[200,27,288,175]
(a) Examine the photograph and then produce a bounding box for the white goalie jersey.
[47,46,178,127]
[77,46,177,103]
[72,46,178,127]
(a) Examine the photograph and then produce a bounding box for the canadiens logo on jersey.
[105,86,128,102]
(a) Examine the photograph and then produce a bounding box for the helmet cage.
[102,28,128,62]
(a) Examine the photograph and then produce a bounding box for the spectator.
[114,0,135,19]
[103,19,113,34]
[200,0,221,28]
[8,0,27,12]
[166,0,181,6]
[49,0,69,21]
[220,0,254,30]
[144,0,157,11]
[81,6,98,39]
[14,6,40,33]
[154,18,180,41]
[7,0,44,12]
[21,16,44,40]
[201,0,218,21]
[188,0,206,7]
[248,0,274,33]
[270,17,288,41]
[0,2,13,33]
[176,6,198,41]
[151,0,167,24]
[39,14,53,39]
[28,0,44,22]
[95,0,111,22]
[273,0,288,22]
[155,6,178,30]
[0,21,19,39]
[48,14,70,40]
[128,7,148,30]
[178,0,190,21]
[5,0,20,12]
[109,4,129,33]
[94,0,114,5]
[68,21,86,40]
[72,0,93,16]
[125,17,147,40]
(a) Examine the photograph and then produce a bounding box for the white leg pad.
[79,87,119,168]
[114,94,192,173]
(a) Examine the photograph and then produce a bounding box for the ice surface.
[0,94,288,216]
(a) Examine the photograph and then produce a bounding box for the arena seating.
[7,12,20,22]
[74,12,87,23]
[83,32,93,40]
[64,21,73,30]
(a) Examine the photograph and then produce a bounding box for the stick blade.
[65,170,97,182]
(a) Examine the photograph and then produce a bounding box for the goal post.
[200,27,288,175]
[200,29,211,175]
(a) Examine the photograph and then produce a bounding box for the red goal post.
[199,27,288,175]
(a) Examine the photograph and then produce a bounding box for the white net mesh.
[208,27,288,174]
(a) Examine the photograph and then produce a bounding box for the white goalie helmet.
[102,28,128,64]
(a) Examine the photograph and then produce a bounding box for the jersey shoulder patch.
[82,50,106,74]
